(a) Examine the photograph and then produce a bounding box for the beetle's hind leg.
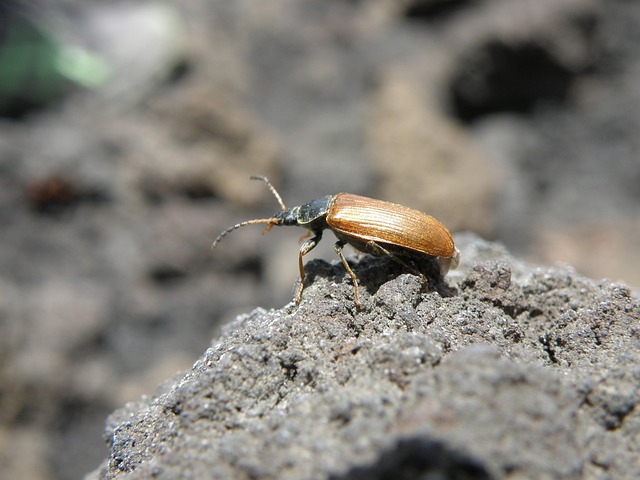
[365,241,429,291]
[334,241,362,308]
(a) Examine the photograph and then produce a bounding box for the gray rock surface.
[89,234,640,479]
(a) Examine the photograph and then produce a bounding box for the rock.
[88,234,640,479]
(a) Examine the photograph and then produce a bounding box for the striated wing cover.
[327,193,455,257]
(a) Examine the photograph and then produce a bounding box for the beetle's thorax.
[296,195,334,230]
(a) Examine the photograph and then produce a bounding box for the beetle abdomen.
[326,193,455,258]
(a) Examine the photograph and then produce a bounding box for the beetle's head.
[274,206,300,227]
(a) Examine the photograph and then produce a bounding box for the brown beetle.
[212,176,460,307]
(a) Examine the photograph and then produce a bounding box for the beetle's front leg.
[294,233,322,304]
[334,241,362,308]
[366,241,429,290]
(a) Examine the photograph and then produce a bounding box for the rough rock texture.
[89,234,640,479]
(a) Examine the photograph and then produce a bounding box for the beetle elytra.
[212,176,460,307]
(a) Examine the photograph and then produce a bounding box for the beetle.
[212,176,460,307]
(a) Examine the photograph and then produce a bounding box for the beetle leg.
[294,234,322,304]
[334,241,362,308]
[366,241,429,291]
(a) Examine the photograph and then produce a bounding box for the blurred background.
[0,0,639,478]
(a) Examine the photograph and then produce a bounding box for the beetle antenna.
[211,218,279,249]
[250,176,287,212]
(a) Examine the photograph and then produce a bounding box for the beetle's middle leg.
[366,241,429,290]
[334,241,362,308]
[295,233,322,304]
